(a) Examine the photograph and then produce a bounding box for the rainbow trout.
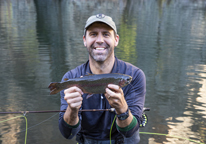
[48,73,132,97]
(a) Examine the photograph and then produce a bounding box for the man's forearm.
[59,113,81,139]
[63,106,79,126]
[116,112,139,137]
[59,106,81,139]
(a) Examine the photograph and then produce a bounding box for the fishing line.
[108,114,202,144]
[1,110,203,144]
[0,113,58,136]
[0,109,114,143]
[110,115,116,144]
[1,115,203,144]
[14,113,58,135]
[139,132,204,144]
[128,83,134,90]
[0,115,28,144]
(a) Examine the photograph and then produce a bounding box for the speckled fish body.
[48,73,132,95]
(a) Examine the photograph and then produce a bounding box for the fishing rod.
[0,108,150,115]
[0,108,116,115]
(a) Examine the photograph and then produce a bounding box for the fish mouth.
[128,77,132,83]
[125,76,132,85]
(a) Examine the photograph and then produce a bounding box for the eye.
[103,32,110,37]
[126,78,131,83]
[89,32,97,37]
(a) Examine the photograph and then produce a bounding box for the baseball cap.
[84,14,117,35]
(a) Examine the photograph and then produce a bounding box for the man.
[59,14,146,144]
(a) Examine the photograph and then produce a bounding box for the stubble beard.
[88,44,113,63]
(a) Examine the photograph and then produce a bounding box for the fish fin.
[86,94,94,99]
[48,82,60,95]
[64,78,69,81]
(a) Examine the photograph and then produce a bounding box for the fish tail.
[48,82,61,95]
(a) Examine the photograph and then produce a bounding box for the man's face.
[83,22,119,63]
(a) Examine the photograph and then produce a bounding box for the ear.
[114,34,119,47]
[83,35,87,47]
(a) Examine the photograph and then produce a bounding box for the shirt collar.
[85,56,119,74]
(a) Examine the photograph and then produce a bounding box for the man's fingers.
[64,92,83,101]
[69,100,82,108]
[105,88,116,97]
[64,86,83,95]
[107,84,121,92]
[64,91,82,99]
[64,86,83,110]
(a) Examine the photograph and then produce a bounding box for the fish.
[48,73,132,97]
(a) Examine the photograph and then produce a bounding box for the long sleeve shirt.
[59,57,146,141]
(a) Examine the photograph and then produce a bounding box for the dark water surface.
[0,0,206,144]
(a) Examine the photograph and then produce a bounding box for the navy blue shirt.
[59,57,146,140]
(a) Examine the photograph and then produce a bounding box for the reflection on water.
[165,64,206,144]
[0,0,206,144]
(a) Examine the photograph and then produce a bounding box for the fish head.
[119,75,132,87]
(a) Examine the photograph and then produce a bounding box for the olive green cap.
[84,14,117,35]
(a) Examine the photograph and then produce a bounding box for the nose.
[96,34,104,44]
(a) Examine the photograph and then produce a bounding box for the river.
[0,0,205,144]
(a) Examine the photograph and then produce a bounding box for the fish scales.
[48,73,132,96]
[76,77,121,94]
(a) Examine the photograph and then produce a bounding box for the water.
[0,0,206,144]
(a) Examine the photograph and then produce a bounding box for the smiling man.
[59,14,146,144]
[83,19,119,74]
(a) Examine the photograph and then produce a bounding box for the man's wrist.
[115,105,128,115]
[63,118,80,128]
[63,107,79,125]
[116,108,130,120]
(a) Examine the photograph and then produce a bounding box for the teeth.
[96,48,105,50]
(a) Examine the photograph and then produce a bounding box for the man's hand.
[105,84,133,127]
[64,86,83,110]
[63,86,83,126]
[105,84,128,114]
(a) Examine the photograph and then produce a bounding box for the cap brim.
[85,19,111,29]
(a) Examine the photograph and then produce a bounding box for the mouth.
[94,47,106,50]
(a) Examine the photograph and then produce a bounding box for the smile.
[94,48,105,50]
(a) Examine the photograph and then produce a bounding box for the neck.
[89,56,115,74]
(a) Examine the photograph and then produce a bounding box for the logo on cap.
[96,14,105,19]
